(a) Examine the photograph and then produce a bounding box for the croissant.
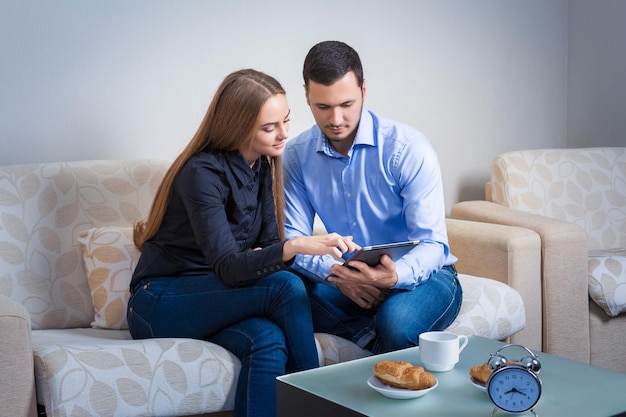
[469,362,492,385]
[372,360,436,390]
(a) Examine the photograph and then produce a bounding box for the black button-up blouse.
[130,151,288,289]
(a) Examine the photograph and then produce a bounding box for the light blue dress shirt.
[283,108,457,290]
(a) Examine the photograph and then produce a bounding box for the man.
[282,40,462,354]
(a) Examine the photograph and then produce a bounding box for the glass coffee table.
[277,336,626,416]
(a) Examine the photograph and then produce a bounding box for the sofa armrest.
[445,218,542,350]
[450,201,590,364]
[0,294,37,417]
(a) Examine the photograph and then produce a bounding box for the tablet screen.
[343,240,420,267]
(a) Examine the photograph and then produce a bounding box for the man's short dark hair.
[303,41,364,89]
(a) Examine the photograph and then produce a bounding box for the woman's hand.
[283,233,360,262]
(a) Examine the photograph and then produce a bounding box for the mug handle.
[458,335,469,353]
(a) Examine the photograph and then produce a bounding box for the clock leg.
[490,407,539,417]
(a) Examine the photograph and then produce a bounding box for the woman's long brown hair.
[134,69,286,250]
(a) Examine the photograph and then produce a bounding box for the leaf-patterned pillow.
[78,226,139,329]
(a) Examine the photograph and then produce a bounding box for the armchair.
[451,147,626,372]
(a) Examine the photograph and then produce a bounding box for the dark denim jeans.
[304,265,463,354]
[127,270,319,417]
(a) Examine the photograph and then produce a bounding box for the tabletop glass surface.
[278,336,626,417]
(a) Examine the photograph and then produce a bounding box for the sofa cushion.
[78,226,137,329]
[314,333,372,366]
[30,328,360,416]
[447,274,526,340]
[32,328,238,416]
[589,250,626,317]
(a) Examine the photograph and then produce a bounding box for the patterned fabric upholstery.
[32,329,239,416]
[489,148,626,316]
[78,226,139,329]
[0,160,166,330]
[1,160,526,416]
[448,274,525,339]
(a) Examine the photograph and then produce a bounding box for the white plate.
[470,377,487,393]
[367,375,438,399]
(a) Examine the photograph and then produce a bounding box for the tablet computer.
[343,240,420,267]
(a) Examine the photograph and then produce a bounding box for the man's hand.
[328,254,399,289]
[335,281,389,309]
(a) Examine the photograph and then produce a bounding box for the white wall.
[0,0,577,210]
[567,0,626,148]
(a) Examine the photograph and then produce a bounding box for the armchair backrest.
[487,147,626,251]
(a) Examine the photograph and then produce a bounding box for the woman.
[127,69,358,417]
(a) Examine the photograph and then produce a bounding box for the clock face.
[487,365,541,413]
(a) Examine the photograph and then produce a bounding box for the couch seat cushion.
[31,329,362,416]
[588,249,626,317]
[32,329,238,417]
[314,333,372,366]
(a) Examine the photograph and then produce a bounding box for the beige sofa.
[451,147,626,373]
[0,159,535,417]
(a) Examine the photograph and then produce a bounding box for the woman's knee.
[266,270,308,298]
[209,318,287,364]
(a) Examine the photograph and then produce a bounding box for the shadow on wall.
[457,173,489,203]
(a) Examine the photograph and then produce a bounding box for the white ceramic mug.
[419,331,469,372]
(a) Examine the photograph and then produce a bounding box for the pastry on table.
[372,360,436,390]
[469,362,492,385]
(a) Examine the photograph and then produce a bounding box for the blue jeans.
[127,270,319,417]
[304,266,462,354]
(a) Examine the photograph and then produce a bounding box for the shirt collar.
[315,108,374,158]
[228,151,262,183]
[353,108,374,146]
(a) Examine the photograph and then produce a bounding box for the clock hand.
[505,388,528,396]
